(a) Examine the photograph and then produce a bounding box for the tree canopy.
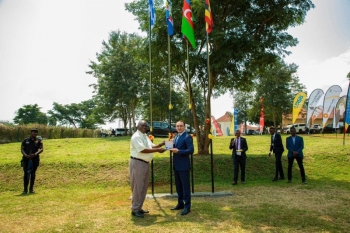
[13,104,48,125]
[124,0,313,154]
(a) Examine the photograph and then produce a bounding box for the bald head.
[235,130,241,137]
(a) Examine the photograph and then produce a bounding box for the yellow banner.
[229,110,234,135]
[292,92,307,124]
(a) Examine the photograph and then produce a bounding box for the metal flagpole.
[185,41,194,194]
[207,32,214,193]
[149,13,154,196]
[168,34,174,194]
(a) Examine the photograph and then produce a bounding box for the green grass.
[1,134,350,232]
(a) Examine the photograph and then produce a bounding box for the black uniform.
[21,137,43,193]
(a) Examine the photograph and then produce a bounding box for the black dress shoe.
[272,178,278,181]
[22,191,27,195]
[279,177,285,180]
[232,181,237,185]
[140,209,149,214]
[288,180,292,183]
[171,205,184,210]
[131,211,144,218]
[180,208,190,215]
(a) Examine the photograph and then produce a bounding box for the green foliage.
[248,59,306,126]
[47,99,103,129]
[125,0,314,154]
[13,104,48,125]
[0,124,100,143]
[87,31,146,129]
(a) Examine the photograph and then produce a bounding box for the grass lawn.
[1,134,350,232]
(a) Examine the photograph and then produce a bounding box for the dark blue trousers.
[174,170,191,209]
[233,156,246,182]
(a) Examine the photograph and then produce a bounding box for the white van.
[293,123,306,134]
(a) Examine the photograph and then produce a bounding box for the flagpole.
[149,12,154,196]
[167,34,173,194]
[185,41,194,194]
[206,32,214,193]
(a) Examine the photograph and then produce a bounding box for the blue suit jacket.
[286,135,304,158]
[173,132,194,171]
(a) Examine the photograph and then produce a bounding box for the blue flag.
[149,0,156,30]
[165,0,174,35]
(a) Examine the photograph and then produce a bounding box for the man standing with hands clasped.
[129,120,166,218]
[21,128,43,194]
[268,126,285,181]
[169,120,194,216]
[229,130,248,185]
[286,127,307,184]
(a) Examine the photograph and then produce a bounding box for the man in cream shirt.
[129,120,166,218]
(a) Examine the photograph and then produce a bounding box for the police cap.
[31,128,39,132]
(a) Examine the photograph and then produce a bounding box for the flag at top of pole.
[204,0,213,34]
[149,0,156,30]
[181,0,196,48]
[165,0,174,35]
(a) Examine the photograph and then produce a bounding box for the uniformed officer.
[21,128,43,194]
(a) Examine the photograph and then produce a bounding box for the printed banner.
[344,82,350,133]
[322,85,342,127]
[306,89,324,126]
[311,105,323,124]
[234,108,239,132]
[229,109,234,135]
[333,95,346,128]
[292,92,307,124]
[259,98,264,133]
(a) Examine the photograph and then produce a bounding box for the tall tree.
[87,31,146,132]
[125,0,314,154]
[48,100,103,129]
[249,59,306,127]
[13,104,48,125]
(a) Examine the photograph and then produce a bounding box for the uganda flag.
[205,0,213,34]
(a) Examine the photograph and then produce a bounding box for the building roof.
[216,112,232,123]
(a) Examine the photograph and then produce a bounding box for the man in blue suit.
[169,120,194,215]
[286,127,307,184]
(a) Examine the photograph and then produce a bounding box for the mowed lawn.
[0,134,350,233]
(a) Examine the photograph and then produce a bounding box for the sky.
[1,0,350,128]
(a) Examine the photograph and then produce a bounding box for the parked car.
[310,124,322,134]
[293,123,306,134]
[247,129,258,135]
[322,122,349,134]
[185,124,196,135]
[147,121,177,137]
[115,128,128,136]
[282,124,294,134]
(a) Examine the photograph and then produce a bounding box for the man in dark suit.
[268,126,285,181]
[286,127,307,184]
[169,120,194,215]
[229,130,248,185]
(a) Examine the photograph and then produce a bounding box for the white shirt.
[130,130,155,162]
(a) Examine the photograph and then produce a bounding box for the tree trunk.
[189,72,213,155]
